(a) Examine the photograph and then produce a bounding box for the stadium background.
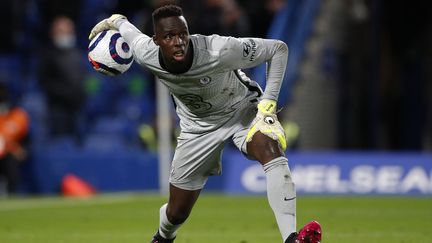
[0,0,431,196]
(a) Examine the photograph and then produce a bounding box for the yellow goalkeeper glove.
[89,14,127,40]
[257,98,277,114]
[246,99,287,151]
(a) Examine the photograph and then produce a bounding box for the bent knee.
[247,132,284,164]
[166,208,190,225]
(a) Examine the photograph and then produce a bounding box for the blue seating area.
[1,55,155,147]
[0,0,160,195]
[0,51,159,194]
[0,0,157,155]
[29,145,159,194]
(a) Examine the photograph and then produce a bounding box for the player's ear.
[152,35,159,46]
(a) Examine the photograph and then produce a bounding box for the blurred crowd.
[330,0,432,150]
[0,0,286,53]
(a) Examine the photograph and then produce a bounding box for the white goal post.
[156,78,173,195]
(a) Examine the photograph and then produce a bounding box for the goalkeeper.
[89,5,321,243]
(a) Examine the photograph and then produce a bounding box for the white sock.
[158,203,182,239]
[263,157,296,241]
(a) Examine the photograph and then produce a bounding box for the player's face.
[153,16,190,64]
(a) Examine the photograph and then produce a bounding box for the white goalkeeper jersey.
[119,22,288,133]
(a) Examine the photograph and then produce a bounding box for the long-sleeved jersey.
[119,21,288,133]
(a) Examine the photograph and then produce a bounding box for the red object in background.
[61,174,96,197]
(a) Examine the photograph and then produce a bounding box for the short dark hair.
[152,4,183,24]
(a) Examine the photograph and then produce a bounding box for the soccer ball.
[88,30,134,76]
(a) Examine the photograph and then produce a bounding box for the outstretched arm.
[261,39,288,101]
[220,37,289,102]
[116,19,150,47]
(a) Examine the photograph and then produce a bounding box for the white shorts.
[169,104,257,190]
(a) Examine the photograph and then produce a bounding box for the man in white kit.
[89,4,321,243]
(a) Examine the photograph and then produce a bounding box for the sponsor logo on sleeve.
[242,39,257,61]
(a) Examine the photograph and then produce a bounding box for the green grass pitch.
[0,193,431,243]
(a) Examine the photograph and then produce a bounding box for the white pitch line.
[0,193,157,211]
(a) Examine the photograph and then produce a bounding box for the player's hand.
[246,99,287,150]
[89,14,127,40]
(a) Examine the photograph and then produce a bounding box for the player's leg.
[247,132,322,243]
[152,128,225,242]
[157,184,201,240]
[247,131,297,242]
[231,102,321,242]
[167,184,201,224]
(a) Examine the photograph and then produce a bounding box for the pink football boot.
[296,221,322,243]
